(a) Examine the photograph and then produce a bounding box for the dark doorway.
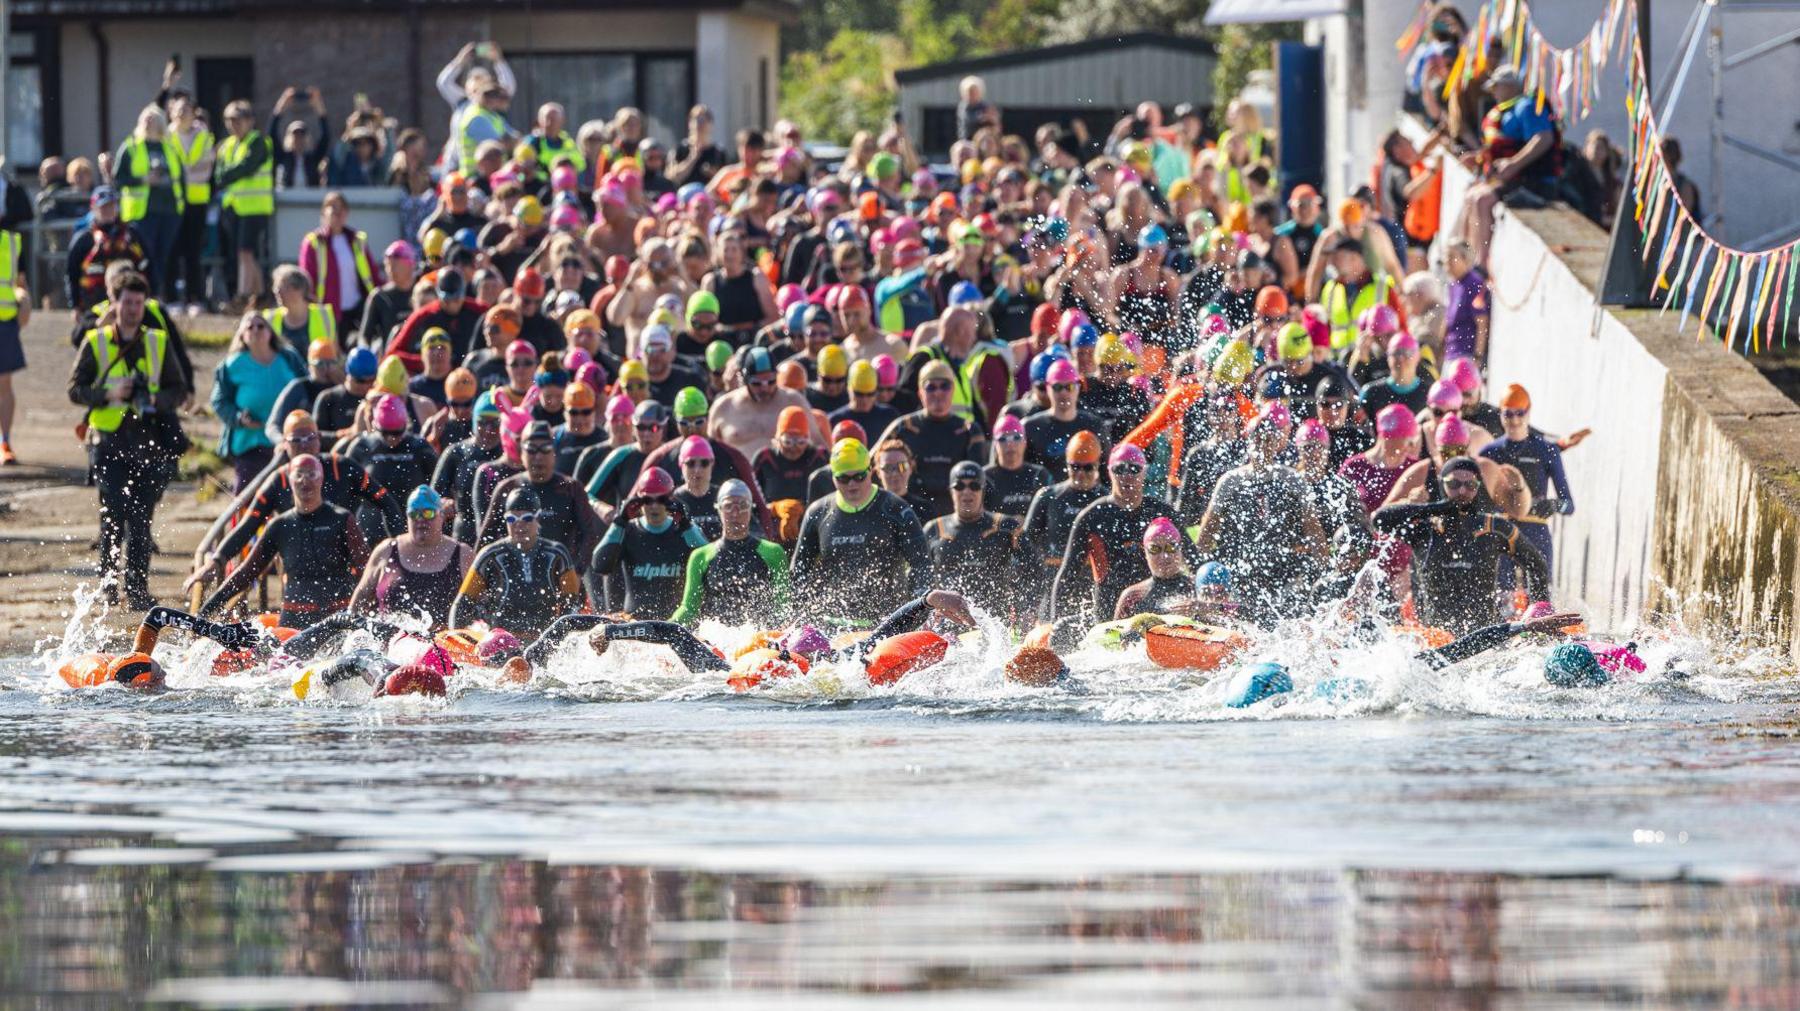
[195,57,254,125]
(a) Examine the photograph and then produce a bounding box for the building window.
[512,52,694,144]
[6,31,44,166]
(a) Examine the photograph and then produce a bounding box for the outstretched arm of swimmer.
[599,621,732,672]
[135,607,263,654]
[1371,499,1454,539]
[832,591,976,662]
[1418,612,1583,670]
[279,613,404,661]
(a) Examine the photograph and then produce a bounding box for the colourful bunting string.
[1624,39,1800,353]
[1398,0,1634,124]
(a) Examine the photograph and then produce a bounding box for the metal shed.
[895,33,1217,156]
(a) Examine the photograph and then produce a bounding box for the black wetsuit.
[1199,463,1319,624]
[806,387,849,414]
[311,385,364,436]
[202,503,370,628]
[1022,408,1109,481]
[216,453,403,560]
[876,411,987,519]
[1173,438,1246,527]
[432,437,503,545]
[452,537,583,640]
[471,460,525,538]
[377,548,465,628]
[828,402,900,442]
[789,489,932,623]
[478,473,602,571]
[1019,480,1108,616]
[1051,495,1193,621]
[752,446,828,503]
[672,486,722,540]
[1325,423,1374,473]
[925,511,1024,618]
[671,536,789,626]
[344,431,439,540]
[552,426,609,478]
[1078,380,1152,443]
[591,517,709,620]
[983,462,1052,519]
[1373,499,1551,636]
[583,445,653,508]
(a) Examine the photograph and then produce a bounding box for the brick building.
[6,0,795,168]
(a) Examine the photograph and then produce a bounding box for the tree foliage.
[1211,21,1303,127]
[1037,0,1212,44]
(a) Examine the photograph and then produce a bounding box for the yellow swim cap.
[1213,339,1255,386]
[818,344,849,379]
[1097,335,1137,368]
[376,354,409,396]
[848,359,878,395]
[619,359,649,384]
[830,437,871,477]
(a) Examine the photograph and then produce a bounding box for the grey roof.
[894,32,1216,85]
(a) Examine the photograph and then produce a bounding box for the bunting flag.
[1624,43,1799,352]
[1399,0,1634,124]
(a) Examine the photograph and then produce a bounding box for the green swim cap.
[674,386,709,419]
[1277,323,1312,361]
[868,152,900,180]
[1544,643,1609,688]
[686,290,721,324]
[830,438,871,477]
[705,339,733,372]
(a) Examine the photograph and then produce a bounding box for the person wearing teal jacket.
[671,479,790,627]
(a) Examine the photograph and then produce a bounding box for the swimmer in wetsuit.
[789,438,933,624]
[1051,443,1196,622]
[1372,457,1552,636]
[924,461,1025,621]
[670,479,791,626]
[1477,383,1572,569]
[1019,430,1108,619]
[348,486,475,629]
[197,455,372,628]
[450,487,584,640]
[591,466,710,620]
[1113,518,1195,619]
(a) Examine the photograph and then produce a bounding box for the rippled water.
[2,601,1797,1005]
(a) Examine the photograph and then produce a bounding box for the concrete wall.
[59,19,257,158]
[697,10,780,145]
[896,46,1217,132]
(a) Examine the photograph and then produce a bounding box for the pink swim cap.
[1246,401,1293,436]
[993,413,1025,438]
[776,284,807,314]
[575,362,606,391]
[1358,304,1400,337]
[1295,418,1330,444]
[1376,404,1420,439]
[549,204,585,231]
[873,354,899,386]
[633,466,675,498]
[1386,331,1419,356]
[476,628,521,663]
[1108,443,1147,469]
[1057,308,1089,343]
[779,624,831,659]
[605,393,635,420]
[1142,516,1182,546]
[1446,357,1481,394]
[372,394,408,432]
[551,166,577,192]
[1045,359,1081,385]
[1200,314,1232,339]
[1300,307,1330,348]
[1436,413,1471,446]
[889,215,921,240]
[678,435,713,463]
[1426,379,1463,411]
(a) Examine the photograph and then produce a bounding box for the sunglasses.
[504,511,540,524]
[638,495,670,506]
[1502,409,1529,418]
[1068,462,1099,473]
[634,422,662,432]
[692,321,718,332]
[625,380,649,390]
[923,381,954,394]
[683,457,713,466]
[820,376,846,385]
[952,481,983,492]
[1145,542,1182,556]
[409,508,439,521]
[995,432,1025,444]
[525,443,554,454]
[1049,382,1079,393]
[1442,476,1479,491]
[448,399,474,410]
[568,408,594,417]
[508,359,537,368]
[833,470,870,484]
[1110,463,1145,477]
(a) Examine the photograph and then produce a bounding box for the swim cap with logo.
[830,438,871,476]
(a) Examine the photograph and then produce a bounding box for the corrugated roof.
[894,32,1216,85]
[12,0,794,16]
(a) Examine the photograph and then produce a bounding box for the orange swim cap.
[1005,646,1067,686]
[106,652,165,689]
[865,630,949,686]
[446,368,478,401]
[566,381,597,410]
[1067,430,1103,464]
[776,405,811,438]
[777,360,807,391]
[1501,383,1532,411]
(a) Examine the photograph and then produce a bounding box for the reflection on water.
[3,834,1796,1007]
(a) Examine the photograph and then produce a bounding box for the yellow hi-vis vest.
[0,232,19,322]
[1322,274,1396,352]
[218,131,274,217]
[119,137,187,221]
[87,326,168,433]
[264,305,338,349]
[529,130,586,173]
[457,105,510,176]
[178,127,216,205]
[303,230,376,304]
[920,342,1013,424]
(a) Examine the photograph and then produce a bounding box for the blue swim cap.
[827,219,857,246]
[1044,341,1070,359]
[1225,661,1292,708]
[1042,216,1070,243]
[1138,223,1170,248]
[453,227,481,251]
[785,301,810,334]
[407,485,443,515]
[1195,561,1231,591]
[949,281,984,306]
[345,347,378,378]
[1072,323,1101,348]
[1029,352,1057,385]
[677,182,706,204]
[1544,643,1610,688]
[473,390,501,419]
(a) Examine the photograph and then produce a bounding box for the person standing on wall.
[299,191,384,338]
[101,105,186,303]
[215,99,275,311]
[67,273,191,609]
